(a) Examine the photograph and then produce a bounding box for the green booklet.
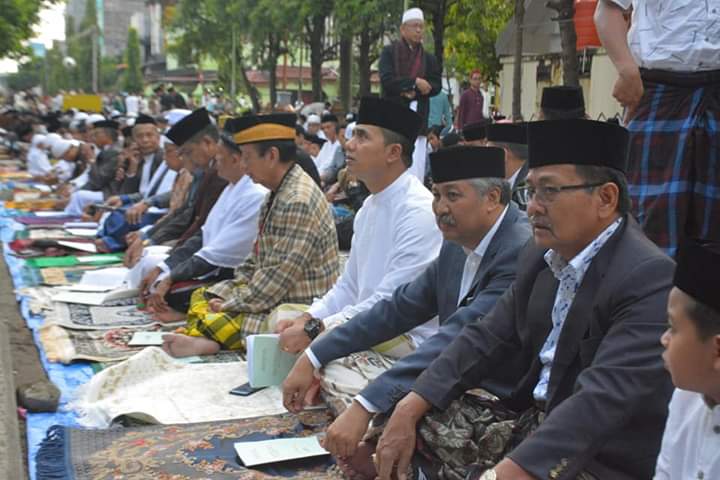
[25,253,124,269]
[246,334,299,388]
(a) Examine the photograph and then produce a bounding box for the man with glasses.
[379,7,441,182]
[366,119,674,480]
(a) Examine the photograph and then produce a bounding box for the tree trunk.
[357,26,372,98]
[307,15,326,102]
[512,0,525,120]
[237,56,261,112]
[547,0,579,86]
[267,35,279,109]
[431,0,446,72]
[339,34,352,112]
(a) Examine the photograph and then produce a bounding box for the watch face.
[479,470,497,480]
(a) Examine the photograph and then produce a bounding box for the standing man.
[595,0,720,257]
[379,7,441,182]
[456,70,486,130]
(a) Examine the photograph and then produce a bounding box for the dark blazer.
[81,147,120,198]
[119,148,164,197]
[412,217,675,480]
[378,41,442,129]
[311,204,531,412]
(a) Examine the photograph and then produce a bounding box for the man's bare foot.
[152,308,186,324]
[337,442,377,480]
[161,333,220,357]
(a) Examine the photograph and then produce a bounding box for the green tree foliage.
[76,0,100,91]
[0,0,57,59]
[444,0,513,82]
[123,27,143,93]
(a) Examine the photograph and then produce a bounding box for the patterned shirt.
[207,164,341,335]
[533,217,623,402]
[611,0,720,71]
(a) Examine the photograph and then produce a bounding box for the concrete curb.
[0,263,25,479]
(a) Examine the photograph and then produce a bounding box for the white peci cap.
[402,8,424,24]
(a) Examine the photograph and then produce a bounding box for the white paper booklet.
[51,287,138,306]
[64,228,98,237]
[234,436,329,467]
[57,241,98,253]
[64,221,99,229]
[128,331,167,346]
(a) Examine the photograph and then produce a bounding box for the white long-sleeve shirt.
[307,170,442,345]
[654,388,720,480]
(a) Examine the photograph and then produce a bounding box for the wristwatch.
[478,469,497,480]
[303,317,323,340]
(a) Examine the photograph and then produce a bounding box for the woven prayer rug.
[38,323,170,364]
[20,265,91,287]
[70,347,289,428]
[36,410,341,480]
[45,298,164,330]
[24,253,124,269]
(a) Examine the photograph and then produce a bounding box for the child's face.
[661,287,719,393]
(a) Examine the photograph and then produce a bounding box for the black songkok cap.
[165,108,212,146]
[321,113,338,123]
[541,86,586,118]
[135,113,157,125]
[230,113,296,145]
[527,119,629,173]
[93,120,119,130]
[430,146,506,184]
[304,133,326,147]
[674,239,720,314]
[486,123,528,145]
[121,126,133,138]
[357,96,422,144]
[462,119,492,141]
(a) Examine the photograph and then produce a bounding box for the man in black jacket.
[378,7,441,182]
[368,120,675,480]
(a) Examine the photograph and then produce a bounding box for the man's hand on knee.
[375,392,431,480]
[323,401,373,459]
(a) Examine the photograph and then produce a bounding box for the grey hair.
[467,177,511,205]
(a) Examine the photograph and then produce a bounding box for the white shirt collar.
[463,205,509,259]
[372,170,411,203]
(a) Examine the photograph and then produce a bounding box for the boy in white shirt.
[656,240,720,479]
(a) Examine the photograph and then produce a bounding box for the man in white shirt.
[277,96,442,356]
[315,113,341,183]
[125,92,140,117]
[595,0,720,257]
[655,240,720,480]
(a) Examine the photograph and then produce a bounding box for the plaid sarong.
[627,68,720,257]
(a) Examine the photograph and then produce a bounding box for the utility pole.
[91,26,98,93]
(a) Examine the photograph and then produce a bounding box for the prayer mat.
[16,286,63,314]
[9,238,94,258]
[5,199,59,210]
[89,350,244,373]
[36,410,342,480]
[44,298,169,330]
[18,266,94,288]
[17,228,75,240]
[70,347,289,428]
[14,215,79,226]
[38,323,171,364]
[25,253,123,269]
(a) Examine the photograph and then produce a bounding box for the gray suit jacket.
[412,217,674,479]
[311,204,531,412]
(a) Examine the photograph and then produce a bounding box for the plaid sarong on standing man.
[627,69,720,257]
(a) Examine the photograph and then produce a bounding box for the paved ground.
[0,261,25,479]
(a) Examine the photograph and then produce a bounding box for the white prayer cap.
[402,8,424,24]
[73,111,89,122]
[164,108,192,127]
[87,113,106,125]
[51,139,73,158]
[31,134,47,148]
[307,114,321,124]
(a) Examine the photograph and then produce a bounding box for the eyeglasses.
[516,183,606,204]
